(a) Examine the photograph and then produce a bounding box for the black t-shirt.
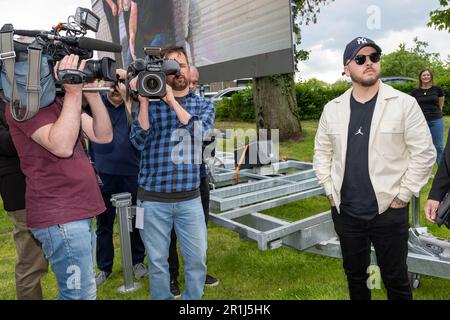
[131,0,175,59]
[410,85,444,121]
[340,92,379,220]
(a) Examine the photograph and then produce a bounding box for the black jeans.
[96,173,146,273]
[331,206,412,300]
[168,177,210,280]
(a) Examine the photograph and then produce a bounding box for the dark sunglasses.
[350,53,381,65]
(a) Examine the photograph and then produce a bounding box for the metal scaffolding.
[208,153,450,288]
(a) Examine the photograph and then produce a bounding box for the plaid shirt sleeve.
[129,103,152,151]
[178,97,215,137]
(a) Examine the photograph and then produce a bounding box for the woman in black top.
[411,68,445,164]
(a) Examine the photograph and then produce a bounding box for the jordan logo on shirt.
[354,126,364,136]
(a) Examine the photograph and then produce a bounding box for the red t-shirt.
[5,101,105,228]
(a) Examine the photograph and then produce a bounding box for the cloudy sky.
[297,0,450,83]
[1,0,448,84]
[0,0,95,36]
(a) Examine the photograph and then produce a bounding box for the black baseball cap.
[343,36,382,65]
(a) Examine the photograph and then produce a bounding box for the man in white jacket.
[313,37,436,300]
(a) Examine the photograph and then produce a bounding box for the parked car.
[212,86,249,102]
[380,76,416,84]
[204,91,218,99]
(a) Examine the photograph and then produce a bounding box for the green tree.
[253,0,331,142]
[428,0,450,32]
[380,38,448,79]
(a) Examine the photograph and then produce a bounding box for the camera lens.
[139,72,163,96]
[146,78,159,90]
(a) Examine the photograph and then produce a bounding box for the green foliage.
[428,0,450,32]
[215,88,255,122]
[214,75,450,122]
[437,74,450,115]
[296,79,350,120]
[381,38,449,79]
[389,77,450,115]
[291,0,333,70]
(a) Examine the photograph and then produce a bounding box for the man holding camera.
[168,65,219,298]
[130,46,215,300]
[6,54,113,300]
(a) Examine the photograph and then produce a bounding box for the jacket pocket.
[380,121,405,156]
[326,123,343,149]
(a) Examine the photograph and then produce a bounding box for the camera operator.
[168,65,218,298]
[129,46,215,300]
[5,54,113,300]
[89,70,147,287]
[0,87,48,300]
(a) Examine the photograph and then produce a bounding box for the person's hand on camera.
[128,76,147,105]
[54,54,86,95]
[116,68,127,81]
[162,84,176,106]
[424,199,440,224]
[116,82,127,100]
[82,79,100,98]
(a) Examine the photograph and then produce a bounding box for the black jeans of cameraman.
[168,177,210,281]
[331,206,412,300]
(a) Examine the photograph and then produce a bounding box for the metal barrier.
[110,193,141,293]
[208,158,450,288]
[108,154,450,292]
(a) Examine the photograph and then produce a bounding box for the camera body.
[25,7,118,85]
[57,57,116,85]
[129,47,180,99]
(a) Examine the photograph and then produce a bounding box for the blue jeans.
[138,197,207,300]
[428,118,445,165]
[31,218,96,300]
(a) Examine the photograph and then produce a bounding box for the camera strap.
[0,25,42,121]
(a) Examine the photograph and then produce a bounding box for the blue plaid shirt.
[130,92,215,193]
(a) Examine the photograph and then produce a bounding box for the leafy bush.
[296,79,350,120]
[436,75,450,115]
[214,75,450,122]
[215,87,254,122]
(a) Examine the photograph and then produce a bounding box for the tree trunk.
[253,73,303,142]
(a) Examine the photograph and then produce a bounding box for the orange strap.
[235,144,249,184]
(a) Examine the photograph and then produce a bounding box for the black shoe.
[205,274,219,287]
[170,279,181,299]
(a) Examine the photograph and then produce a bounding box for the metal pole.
[111,192,141,293]
[411,196,420,229]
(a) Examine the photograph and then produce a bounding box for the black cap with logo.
[343,37,382,65]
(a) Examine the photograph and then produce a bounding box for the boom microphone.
[14,29,44,37]
[78,37,122,53]
[14,30,122,53]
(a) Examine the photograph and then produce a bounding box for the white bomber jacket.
[313,81,436,214]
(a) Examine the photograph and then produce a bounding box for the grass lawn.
[0,119,449,300]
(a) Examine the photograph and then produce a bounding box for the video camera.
[13,7,121,84]
[126,47,180,99]
[0,7,122,121]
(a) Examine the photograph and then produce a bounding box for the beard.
[350,69,380,87]
[168,74,189,91]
